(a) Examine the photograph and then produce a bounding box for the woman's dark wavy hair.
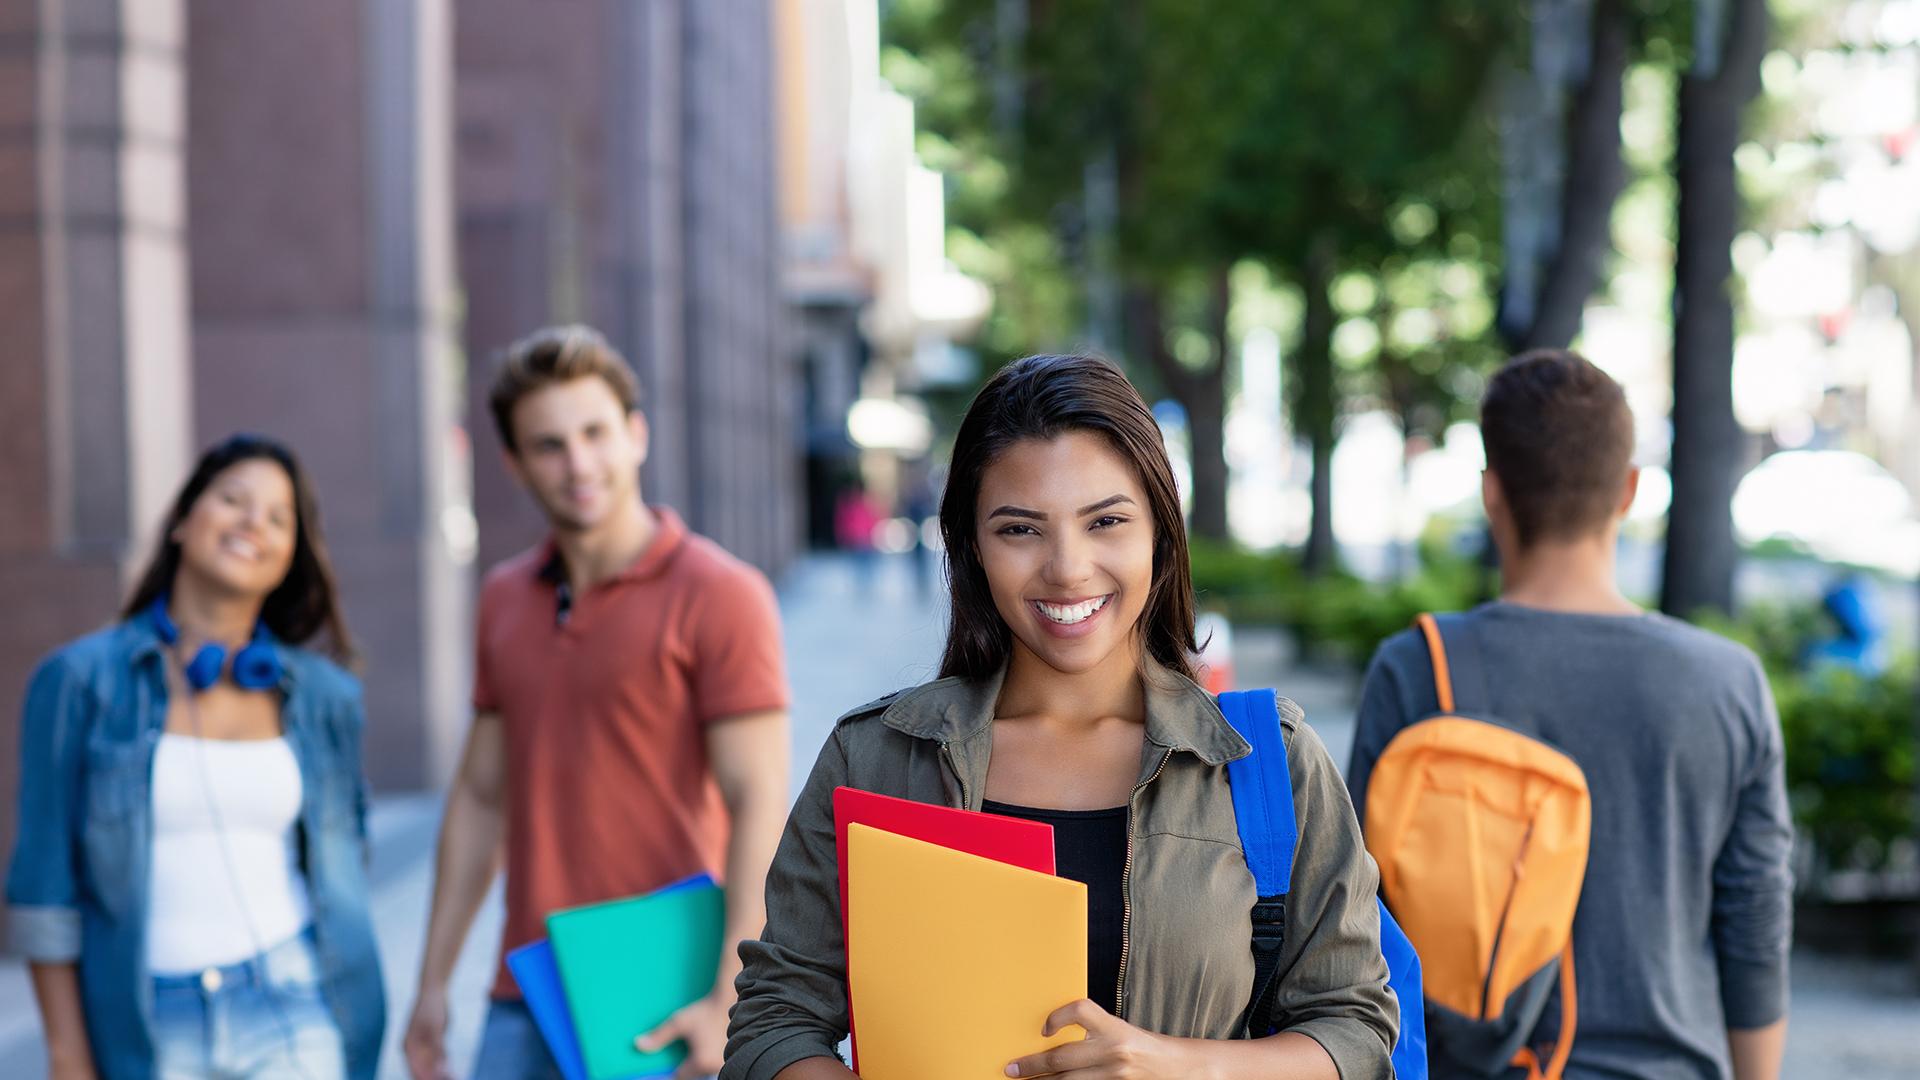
[122,434,356,662]
[937,354,1198,682]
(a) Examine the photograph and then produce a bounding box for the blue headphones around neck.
[148,597,283,693]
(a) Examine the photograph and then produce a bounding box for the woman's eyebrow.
[987,494,1134,521]
[986,505,1045,521]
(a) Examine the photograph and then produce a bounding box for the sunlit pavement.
[0,552,1912,1077]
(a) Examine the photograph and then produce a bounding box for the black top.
[982,799,1129,1014]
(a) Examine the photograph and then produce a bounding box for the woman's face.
[975,432,1156,676]
[172,458,299,602]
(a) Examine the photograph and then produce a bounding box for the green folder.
[547,881,726,1080]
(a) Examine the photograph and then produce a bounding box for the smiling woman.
[939,357,1196,687]
[726,355,1399,1080]
[7,433,387,1080]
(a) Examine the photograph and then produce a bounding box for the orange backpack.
[1363,613,1592,1079]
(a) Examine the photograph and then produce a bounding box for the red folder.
[832,786,1057,1072]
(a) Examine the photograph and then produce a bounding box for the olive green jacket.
[723,661,1398,1080]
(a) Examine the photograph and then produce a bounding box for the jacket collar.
[877,655,1252,767]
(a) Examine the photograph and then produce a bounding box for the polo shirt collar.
[539,505,690,587]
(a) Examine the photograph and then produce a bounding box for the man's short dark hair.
[1481,349,1635,546]
[489,325,643,454]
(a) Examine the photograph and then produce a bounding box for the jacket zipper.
[938,741,970,808]
[1480,821,1536,1019]
[1114,747,1174,1018]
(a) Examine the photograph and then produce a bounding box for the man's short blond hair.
[488,325,642,453]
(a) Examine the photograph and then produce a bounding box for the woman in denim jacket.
[7,435,386,1080]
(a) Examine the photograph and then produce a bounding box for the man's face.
[505,377,649,533]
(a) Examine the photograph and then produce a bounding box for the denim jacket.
[5,611,387,1080]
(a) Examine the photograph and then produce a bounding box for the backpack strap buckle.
[1241,893,1288,1038]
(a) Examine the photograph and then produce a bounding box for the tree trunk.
[1184,372,1230,543]
[1185,267,1232,543]
[1298,235,1338,575]
[1661,0,1768,619]
[1519,0,1633,351]
[1132,275,1232,544]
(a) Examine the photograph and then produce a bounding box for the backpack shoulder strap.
[1413,613,1456,713]
[1414,611,1492,716]
[1218,688,1296,1037]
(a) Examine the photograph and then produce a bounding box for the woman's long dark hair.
[122,434,356,662]
[937,354,1198,682]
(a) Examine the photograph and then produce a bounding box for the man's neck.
[552,501,657,591]
[1497,532,1641,616]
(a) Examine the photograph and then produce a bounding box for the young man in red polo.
[404,326,792,1080]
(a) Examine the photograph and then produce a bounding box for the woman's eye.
[1091,515,1127,530]
[997,523,1038,537]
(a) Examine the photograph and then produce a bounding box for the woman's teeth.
[1036,595,1111,625]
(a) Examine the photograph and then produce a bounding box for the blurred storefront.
[775,0,987,546]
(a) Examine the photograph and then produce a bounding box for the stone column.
[457,0,604,573]
[458,0,797,577]
[186,0,466,789]
[0,0,194,939]
[678,0,796,573]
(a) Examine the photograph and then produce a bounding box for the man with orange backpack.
[1346,350,1792,1079]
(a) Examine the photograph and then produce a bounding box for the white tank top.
[146,733,314,974]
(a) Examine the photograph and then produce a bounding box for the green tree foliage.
[889,0,1516,557]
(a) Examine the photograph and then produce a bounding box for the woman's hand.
[1004,999,1198,1079]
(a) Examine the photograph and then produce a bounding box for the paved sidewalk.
[1,554,1914,1077]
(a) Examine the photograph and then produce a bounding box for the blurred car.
[1732,449,1920,576]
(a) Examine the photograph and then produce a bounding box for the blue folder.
[506,873,716,1080]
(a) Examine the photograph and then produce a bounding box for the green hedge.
[1698,604,1918,878]
[1189,539,1486,663]
[1776,665,1917,877]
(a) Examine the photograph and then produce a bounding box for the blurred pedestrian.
[1349,350,1793,1080]
[402,326,790,1080]
[726,355,1397,1080]
[902,463,941,598]
[833,484,883,594]
[7,434,385,1079]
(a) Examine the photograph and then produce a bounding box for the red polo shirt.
[472,507,789,998]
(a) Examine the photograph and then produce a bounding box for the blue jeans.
[150,927,346,1079]
[472,1000,562,1080]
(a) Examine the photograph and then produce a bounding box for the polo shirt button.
[200,968,224,993]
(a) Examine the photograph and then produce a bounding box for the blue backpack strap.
[1222,689,1432,1077]
[1218,689,1296,1037]
[1380,901,1429,1078]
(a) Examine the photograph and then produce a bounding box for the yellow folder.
[845,822,1088,1080]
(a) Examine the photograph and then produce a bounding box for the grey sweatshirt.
[1347,602,1793,1080]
